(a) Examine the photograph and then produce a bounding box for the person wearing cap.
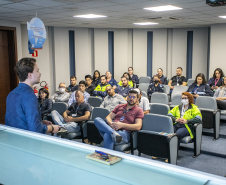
[134,88,150,115]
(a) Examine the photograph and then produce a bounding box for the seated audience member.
[38,88,53,119]
[214,77,226,110]
[67,76,78,92]
[94,90,144,150]
[118,72,134,87]
[128,67,139,84]
[93,75,111,98]
[168,92,202,142]
[51,90,91,136]
[52,82,70,103]
[85,75,96,95]
[92,70,101,87]
[115,76,133,98]
[106,71,117,89]
[68,80,90,106]
[187,73,213,101]
[100,86,126,112]
[148,75,164,97]
[151,68,168,85]
[135,88,150,114]
[168,67,187,92]
[208,68,224,91]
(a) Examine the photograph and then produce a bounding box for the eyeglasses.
[181,97,188,100]
[59,86,65,88]
[128,96,136,99]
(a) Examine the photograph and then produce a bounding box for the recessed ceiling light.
[73,14,107,18]
[144,5,182,12]
[133,22,159,25]
[219,16,226,19]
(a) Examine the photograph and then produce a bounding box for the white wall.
[94,29,108,76]
[21,24,55,94]
[133,29,147,77]
[74,28,92,81]
[17,24,221,93]
[210,24,226,78]
[192,28,208,78]
[114,29,132,81]
[53,27,70,90]
[171,28,187,77]
[153,29,168,77]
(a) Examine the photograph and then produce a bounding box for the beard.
[127,100,136,106]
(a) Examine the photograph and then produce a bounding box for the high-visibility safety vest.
[94,84,111,92]
[168,104,202,139]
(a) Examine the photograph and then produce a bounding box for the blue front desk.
[0,125,225,185]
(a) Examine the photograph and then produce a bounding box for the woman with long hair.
[187,73,213,101]
[208,68,224,91]
[92,70,101,87]
[38,88,53,119]
[214,77,226,110]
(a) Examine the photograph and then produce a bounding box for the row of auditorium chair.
[46,101,204,165]
[138,76,194,87]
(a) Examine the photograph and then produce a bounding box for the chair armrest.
[213,109,220,115]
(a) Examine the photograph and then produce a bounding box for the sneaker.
[57,127,69,136]
[111,131,123,143]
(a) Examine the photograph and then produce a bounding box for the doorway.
[0,27,18,124]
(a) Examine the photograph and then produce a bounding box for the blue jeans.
[51,110,80,133]
[174,124,190,140]
[94,117,130,150]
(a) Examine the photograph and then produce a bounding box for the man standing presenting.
[94,90,144,150]
[5,58,60,134]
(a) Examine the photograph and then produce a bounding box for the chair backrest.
[52,102,68,115]
[195,96,217,110]
[142,114,174,133]
[162,85,170,95]
[149,103,170,115]
[87,96,103,107]
[139,76,151,84]
[150,93,169,105]
[138,83,150,92]
[171,94,182,106]
[171,86,188,98]
[141,91,147,98]
[187,79,195,87]
[91,107,110,121]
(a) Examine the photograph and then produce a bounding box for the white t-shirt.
[139,97,150,111]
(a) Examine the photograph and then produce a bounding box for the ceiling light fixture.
[219,16,226,19]
[133,22,159,25]
[144,5,182,12]
[73,14,107,18]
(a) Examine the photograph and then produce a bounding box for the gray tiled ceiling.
[0,0,226,28]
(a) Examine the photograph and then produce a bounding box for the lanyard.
[215,78,220,86]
